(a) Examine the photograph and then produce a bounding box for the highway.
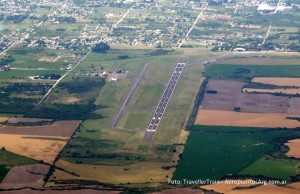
[143,62,185,141]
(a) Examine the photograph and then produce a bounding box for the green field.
[0,149,38,182]
[173,126,300,181]
[0,69,65,79]
[205,64,300,81]
[239,157,299,180]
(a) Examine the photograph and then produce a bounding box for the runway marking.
[146,63,186,132]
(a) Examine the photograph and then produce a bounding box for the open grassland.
[285,139,300,158]
[0,134,68,163]
[52,159,174,184]
[201,180,300,194]
[205,64,300,82]
[239,157,299,180]
[195,109,300,128]
[252,77,300,87]
[174,125,300,181]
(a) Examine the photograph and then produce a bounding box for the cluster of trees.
[6,14,28,23]
[287,43,300,52]
[0,102,103,120]
[91,42,110,53]
[3,83,52,95]
[56,16,76,23]
[0,55,14,66]
[59,77,105,93]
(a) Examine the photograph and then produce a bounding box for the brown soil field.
[0,164,50,189]
[201,80,290,114]
[0,117,8,122]
[38,56,56,62]
[0,189,120,194]
[65,97,80,103]
[52,159,174,184]
[195,109,300,128]
[7,118,52,123]
[0,120,81,137]
[201,179,257,193]
[243,88,300,95]
[0,134,68,163]
[252,77,300,87]
[285,139,300,158]
[152,188,204,194]
[289,182,300,190]
[201,181,300,194]
[288,98,300,114]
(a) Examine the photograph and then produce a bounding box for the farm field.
[251,77,300,87]
[0,117,8,122]
[0,189,120,194]
[239,157,299,180]
[243,88,300,95]
[201,180,300,194]
[174,125,300,181]
[0,149,38,182]
[0,134,68,163]
[213,53,300,66]
[205,64,300,82]
[195,109,300,128]
[0,120,80,163]
[0,164,50,189]
[285,139,300,158]
[51,159,174,184]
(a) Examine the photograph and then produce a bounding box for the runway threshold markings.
[145,63,186,137]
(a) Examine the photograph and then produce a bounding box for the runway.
[143,62,185,141]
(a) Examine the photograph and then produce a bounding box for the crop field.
[0,120,81,137]
[0,149,37,183]
[201,79,297,114]
[213,53,300,66]
[195,109,300,128]
[51,159,174,184]
[201,180,300,194]
[0,117,8,122]
[251,77,300,87]
[243,88,300,95]
[0,164,50,189]
[205,64,300,82]
[0,120,80,163]
[0,134,68,163]
[285,139,300,158]
[174,125,300,181]
[239,157,299,180]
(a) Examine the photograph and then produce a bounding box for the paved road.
[110,63,149,129]
[178,2,208,48]
[143,62,185,141]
